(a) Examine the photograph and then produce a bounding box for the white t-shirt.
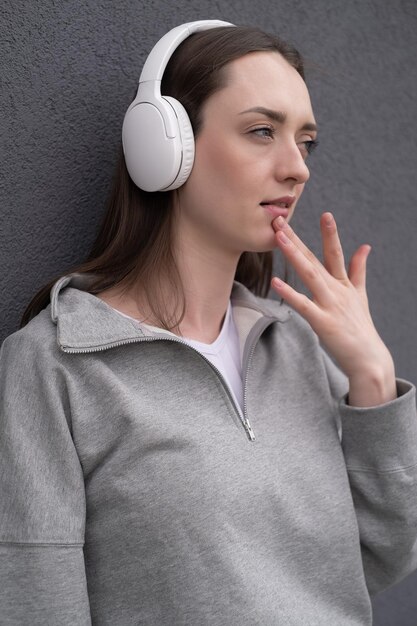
[181,302,243,412]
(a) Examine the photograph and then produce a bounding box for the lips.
[260,196,295,219]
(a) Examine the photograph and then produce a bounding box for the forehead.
[205,51,314,123]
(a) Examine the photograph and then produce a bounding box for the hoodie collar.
[50,274,291,353]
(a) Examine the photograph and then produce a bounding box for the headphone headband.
[139,20,234,84]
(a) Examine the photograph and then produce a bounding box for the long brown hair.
[21,26,304,329]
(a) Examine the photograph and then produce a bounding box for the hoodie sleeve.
[323,351,417,596]
[0,329,91,625]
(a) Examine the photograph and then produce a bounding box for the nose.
[274,140,310,185]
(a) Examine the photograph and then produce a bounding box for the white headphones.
[122,20,235,192]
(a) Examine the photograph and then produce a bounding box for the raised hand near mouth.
[271,212,397,408]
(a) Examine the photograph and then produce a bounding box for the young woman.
[1,20,417,626]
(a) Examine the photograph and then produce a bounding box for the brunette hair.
[21,25,304,329]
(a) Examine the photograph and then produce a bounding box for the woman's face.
[175,51,317,257]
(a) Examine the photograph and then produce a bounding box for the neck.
[173,234,239,343]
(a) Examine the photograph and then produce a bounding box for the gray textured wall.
[1,0,416,623]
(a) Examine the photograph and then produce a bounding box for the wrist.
[347,356,397,408]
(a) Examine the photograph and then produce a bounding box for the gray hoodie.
[1,274,417,625]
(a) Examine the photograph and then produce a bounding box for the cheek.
[179,139,238,212]
[193,135,248,191]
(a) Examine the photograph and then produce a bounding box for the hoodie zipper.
[242,318,276,426]
[61,335,258,442]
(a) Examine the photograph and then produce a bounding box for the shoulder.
[1,305,61,372]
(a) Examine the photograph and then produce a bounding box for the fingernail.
[324,213,333,227]
[276,216,287,229]
[272,277,284,289]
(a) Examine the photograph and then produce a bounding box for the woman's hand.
[271,212,397,407]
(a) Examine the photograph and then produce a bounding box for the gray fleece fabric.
[1,274,417,625]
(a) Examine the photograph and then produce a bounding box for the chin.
[257,229,278,252]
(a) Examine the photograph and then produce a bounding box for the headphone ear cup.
[162,96,195,190]
[122,97,195,192]
[122,99,183,192]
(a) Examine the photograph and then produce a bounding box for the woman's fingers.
[274,227,332,306]
[273,213,371,305]
[319,213,348,280]
[273,213,372,317]
[348,244,371,291]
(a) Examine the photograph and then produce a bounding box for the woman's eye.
[250,126,275,139]
[299,139,319,158]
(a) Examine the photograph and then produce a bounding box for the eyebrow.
[238,106,318,132]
